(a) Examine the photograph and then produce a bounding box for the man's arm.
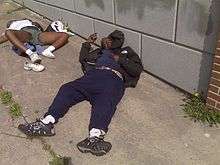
[79,33,97,63]
[79,42,92,63]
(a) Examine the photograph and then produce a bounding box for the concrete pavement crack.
[0,131,29,139]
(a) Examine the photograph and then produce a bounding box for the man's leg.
[18,80,88,136]
[39,32,69,49]
[38,32,69,58]
[44,81,87,122]
[89,91,124,134]
[77,82,125,156]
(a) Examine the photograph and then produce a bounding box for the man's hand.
[101,37,112,49]
[87,33,97,43]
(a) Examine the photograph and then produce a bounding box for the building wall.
[13,0,220,94]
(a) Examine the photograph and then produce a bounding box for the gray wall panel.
[94,20,141,55]
[24,0,60,20]
[75,0,113,23]
[142,35,202,93]
[115,0,176,40]
[56,9,94,37]
[201,0,220,54]
[176,0,211,50]
[36,0,75,11]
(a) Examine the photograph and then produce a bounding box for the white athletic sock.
[89,128,105,138]
[42,46,55,58]
[45,45,55,52]
[41,115,55,124]
[25,49,34,57]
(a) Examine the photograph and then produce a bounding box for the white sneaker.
[41,50,55,59]
[29,52,42,63]
[24,62,45,72]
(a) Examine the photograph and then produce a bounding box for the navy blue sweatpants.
[44,69,125,132]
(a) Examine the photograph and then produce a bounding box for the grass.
[49,156,72,165]
[0,89,22,119]
[0,90,12,105]
[181,93,220,127]
[40,138,72,165]
[9,102,22,118]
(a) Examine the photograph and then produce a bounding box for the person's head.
[100,30,125,50]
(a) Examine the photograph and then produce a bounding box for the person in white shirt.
[0,19,69,64]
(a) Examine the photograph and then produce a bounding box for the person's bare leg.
[38,32,68,58]
[0,33,8,44]
[38,32,69,49]
[5,30,31,52]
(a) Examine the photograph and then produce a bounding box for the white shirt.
[7,19,36,30]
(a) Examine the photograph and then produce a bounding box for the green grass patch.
[9,102,22,119]
[0,90,12,105]
[40,138,72,165]
[0,89,22,118]
[49,156,72,165]
[181,93,220,127]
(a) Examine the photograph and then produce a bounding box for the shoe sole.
[18,126,55,137]
[42,55,55,59]
[32,67,45,72]
[77,145,108,156]
[23,66,32,71]
[24,67,45,72]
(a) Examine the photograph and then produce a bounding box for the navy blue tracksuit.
[45,50,125,132]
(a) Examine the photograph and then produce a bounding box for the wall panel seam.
[173,0,180,42]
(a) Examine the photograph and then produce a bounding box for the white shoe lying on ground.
[41,50,55,59]
[24,62,45,72]
[29,52,42,63]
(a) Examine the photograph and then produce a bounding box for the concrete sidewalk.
[0,1,220,165]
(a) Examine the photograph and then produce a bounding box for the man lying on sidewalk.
[18,30,143,156]
[0,19,69,71]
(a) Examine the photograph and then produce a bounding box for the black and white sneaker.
[77,137,112,156]
[18,120,55,137]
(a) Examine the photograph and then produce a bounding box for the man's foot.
[42,50,55,59]
[24,62,45,72]
[77,137,112,156]
[29,52,42,63]
[18,120,55,137]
